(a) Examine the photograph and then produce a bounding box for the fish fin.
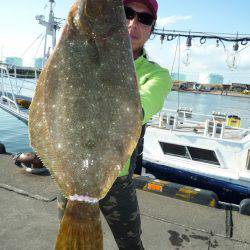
[55,200,103,250]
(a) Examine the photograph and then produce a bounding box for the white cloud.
[156,15,192,28]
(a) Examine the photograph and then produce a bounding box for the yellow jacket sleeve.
[140,68,172,124]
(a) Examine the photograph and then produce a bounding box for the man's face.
[125,2,154,52]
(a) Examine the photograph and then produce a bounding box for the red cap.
[123,0,158,19]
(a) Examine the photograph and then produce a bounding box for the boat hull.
[142,159,250,204]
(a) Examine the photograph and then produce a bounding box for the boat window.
[187,146,220,165]
[159,142,190,159]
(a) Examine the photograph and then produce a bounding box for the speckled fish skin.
[29,0,142,201]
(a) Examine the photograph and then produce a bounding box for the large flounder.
[28,0,142,249]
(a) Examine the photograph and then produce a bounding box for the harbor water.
[0,84,249,153]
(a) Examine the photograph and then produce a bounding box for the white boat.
[142,108,250,204]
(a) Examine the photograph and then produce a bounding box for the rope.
[238,44,250,53]
[169,35,181,110]
[170,36,179,74]
[177,35,181,110]
[21,33,43,58]
[33,35,45,58]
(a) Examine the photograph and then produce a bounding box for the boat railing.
[149,108,250,140]
[12,77,36,98]
[0,64,20,113]
[0,63,36,98]
[0,64,37,117]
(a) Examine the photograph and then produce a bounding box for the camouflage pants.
[57,174,144,250]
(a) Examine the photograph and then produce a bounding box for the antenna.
[35,0,64,67]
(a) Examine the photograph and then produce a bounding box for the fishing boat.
[141,108,250,205]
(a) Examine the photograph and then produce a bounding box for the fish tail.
[55,200,103,250]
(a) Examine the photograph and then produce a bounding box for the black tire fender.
[239,199,250,215]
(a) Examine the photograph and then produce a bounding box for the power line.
[21,33,44,58]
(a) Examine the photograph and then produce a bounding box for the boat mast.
[35,0,61,67]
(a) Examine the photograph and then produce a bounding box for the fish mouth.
[78,0,105,19]
[78,0,122,20]
[74,0,125,38]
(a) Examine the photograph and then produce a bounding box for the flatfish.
[28,0,142,249]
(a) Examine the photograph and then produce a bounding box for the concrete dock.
[1,153,250,250]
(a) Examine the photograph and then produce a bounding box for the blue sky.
[158,0,250,33]
[0,0,250,83]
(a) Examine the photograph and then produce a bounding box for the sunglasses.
[124,6,155,26]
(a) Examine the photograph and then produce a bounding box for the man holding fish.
[56,0,172,249]
[29,0,172,249]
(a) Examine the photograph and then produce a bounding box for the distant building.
[5,57,23,67]
[171,73,186,82]
[231,83,248,92]
[33,57,43,69]
[199,73,224,84]
[179,81,197,90]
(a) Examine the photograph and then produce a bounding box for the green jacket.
[118,52,172,177]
